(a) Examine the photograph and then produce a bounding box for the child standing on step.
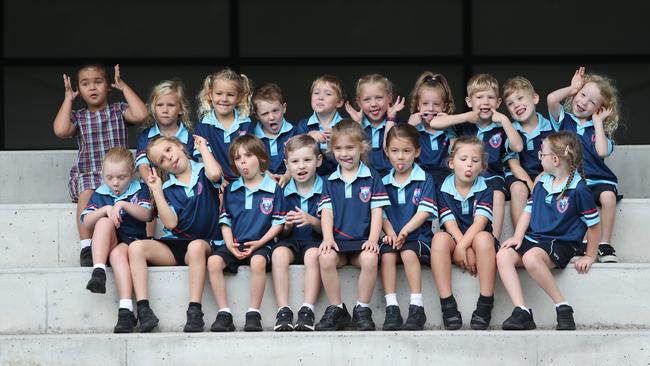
[53,64,148,267]
[497,131,600,330]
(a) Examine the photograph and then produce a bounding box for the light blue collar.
[308,111,343,127]
[162,160,203,190]
[328,162,372,182]
[539,172,582,194]
[202,109,251,130]
[362,115,387,129]
[440,174,487,201]
[513,113,553,138]
[382,163,426,188]
[147,123,189,143]
[476,121,500,133]
[254,118,294,139]
[415,123,445,138]
[96,180,142,200]
[284,175,323,198]
[230,173,277,193]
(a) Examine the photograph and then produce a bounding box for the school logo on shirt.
[359,186,371,203]
[412,188,422,205]
[195,182,203,196]
[556,196,570,213]
[239,130,247,136]
[489,133,503,148]
[130,194,138,204]
[260,197,274,215]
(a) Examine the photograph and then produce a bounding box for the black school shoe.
[114,308,137,333]
[183,306,205,332]
[274,307,294,331]
[211,311,236,332]
[80,247,93,267]
[597,243,618,263]
[441,301,462,330]
[352,305,376,331]
[470,299,494,330]
[382,305,403,331]
[137,305,159,333]
[403,305,427,331]
[244,311,263,332]
[502,307,536,330]
[556,305,576,330]
[85,268,106,294]
[295,306,316,331]
[315,304,351,331]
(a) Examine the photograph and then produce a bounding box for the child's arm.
[429,111,478,130]
[145,168,178,229]
[220,224,247,260]
[81,205,113,229]
[397,211,432,245]
[344,101,363,123]
[451,216,489,272]
[382,218,399,248]
[575,223,600,274]
[108,200,152,228]
[493,110,523,152]
[53,74,78,138]
[138,163,152,183]
[507,159,534,192]
[318,208,339,254]
[361,207,383,253]
[501,211,531,249]
[243,224,284,253]
[287,205,322,234]
[547,67,585,122]
[193,135,223,182]
[278,171,292,188]
[592,107,613,158]
[111,64,148,124]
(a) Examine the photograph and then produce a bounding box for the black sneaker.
[315,304,351,331]
[80,246,93,267]
[114,308,136,333]
[441,301,462,330]
[352,305,376,331]
[403,305,426,331]
[183,306,204,332]
[470,299,494,330]
[597,243,617,263]
[556,305,576,330]
[137,305,159,333]
[274,307,294,331]
[502,307,536,330]
[244,311,263,332]
[210,311,235,332]
[382,305,403,330]
[295,306,315,331]
[85,268,106,294]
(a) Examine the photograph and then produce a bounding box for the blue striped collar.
[513,113,553,137]
[362,115,387,129]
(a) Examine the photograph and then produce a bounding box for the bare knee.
[496,248,518,267]
[599,191,617,208]
[187,240,208,260]
[431,233,453,253]
[207,255,225,273]
[400,250,419,265]
[250,255,267,272]
[358,251,378,270]
[510,182,529,200]
[272,247,293,266]
[381,252,397,265]
[521,251,544,270]
[473,232,496,254]
[319,251,339,269]
[303,248,319,268]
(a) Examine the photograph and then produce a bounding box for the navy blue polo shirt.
[415,123,456,173]
[318,163,390,241]
[437,174,494,234]
[382,164,437,243]
[456,122,511,181]
[362,116,391,173]
[253,119,298,175]
[524,173,600,243]
[296,112,343,177]
[550,109,617,188]
[506,113,555,179]
[193,109,253,181]
[219,174,286,244]
[160,160,222,243]
[81,180,151,240]
[135,123,194,168]
[283,175,323,241]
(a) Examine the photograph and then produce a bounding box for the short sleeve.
[474,186,494,222]
[370,176,390,209]
[219,190,232,227]
[134,185,152,210]
[80,192,102,223]
[318,180,333,212]
[271,186,287,226]
[416,175,437,218]
[437,193,456,226]
[135,130,150,167]
[575,185,600,227]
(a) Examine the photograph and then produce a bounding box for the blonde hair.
[310,75,346,101]
[449,136,487,170]
[197,68,252,119]
[356,74,394,99]
[466,74,499,97]
[145,80,193,132]
[329,119,371,164]
[103,146,135,173]
[409,71,455,114]
[501,76,536,101]
[228,134,270,175]
[544,131,584,199]
[285,134,320,158]
[564,73,620,137]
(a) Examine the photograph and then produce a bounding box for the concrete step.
[2,199,648,269]
[1,264,648,334]
[1,146,650,204]
[2,331,649,366]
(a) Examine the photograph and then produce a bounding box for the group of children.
[54,63,621,333]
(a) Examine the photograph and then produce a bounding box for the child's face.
[102,160,133,196]
[448,144,484,185]
[385,137,420,175]
[210,79,241,117]
[154,93,182,128]
[466,89,501,121]
[417,87,446,123]
[78,68,109,109]
[285,146,322,184]
[572,82,605,120]
[311,82,343,115]
[504,89,539,123]
[538,140,559,174]
[255,99,286,135]
[148,140,188,175]
[358,82,391,124]
[233,146,262,180]
[332,135,362,172]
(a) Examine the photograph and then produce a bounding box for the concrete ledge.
[2,331,649,366]
[1,264,649,334]
[2,199,648,268]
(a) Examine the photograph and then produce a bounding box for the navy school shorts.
[211,243,273,274]
[588,183,623,205]
[274,240,320,264]
[514,237,580,269]
[379,239,431,265]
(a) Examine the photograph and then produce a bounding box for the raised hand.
[145,167,163,192]
[307,130,327,143]
[593,106,613,122]
[345,101,363,123]
[63,74,79,102]
[111,64,124,91]
[193,134,209,152]
[407,112,425,126]
[570,66,586,93]
[387,96,406,119]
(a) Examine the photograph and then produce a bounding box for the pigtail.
[558,161,577,200]
[197,74,214,118]
[237,73,253,119]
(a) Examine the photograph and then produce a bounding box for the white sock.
[80,239,92,249]
[93,263,106,271]
[336,303,344,309]
[119,299,133,311]
[410,293,423,307]
[384,293,398,307]
[278,306,292,312]
[247,307,260,313]
[518,306,531,314]
[555,301,569,308]
[356,301,370,308]
[218,308,231,314]
[302,303,315,311]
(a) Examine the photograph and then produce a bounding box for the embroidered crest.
[489,132,503,148]
[260,197,274,215]
[130,194,138,204]
[239,130,247,136]
[195,182,203,196]
[412,188,422,205]
[556,196,570,213]
[359,186,371,203]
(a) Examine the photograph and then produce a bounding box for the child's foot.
[441,301,462,330]
[210,311,235,332]
[352,305,376,331]
[382,305,403,331]
[502,307,536,330]
[597,243,617,263]
[244,311,263,332]
[315,304,351,331]
[113,308,137,333]
[402,305,426,331]
[183,306,204,332]
[470,296,494,330]
[79,247,93,267]
[274,307,294,331]
[295,306,316,331]
[556,305,576,330]
[136,305,159,333]
[85,268,106,294]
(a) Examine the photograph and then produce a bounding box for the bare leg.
[509,182,529,228]
[319,251,347,305]
[109,243,132,300]
[380,252,398,295]
[492,191,506,240]
[350,251,378,304]
[400,250,422,294]
[91,218,117,264]
[522,248,565,304]
[207,255,229,309]
[302,248,321,305]
[472,232,497,296]
[599,191,617,244]
[271,247,295,308]
[77,190,94,241]
[249,255,268,309]
[185,239,211,303]
[496,247,526,307]
[430,232,455,298]
[128,239,176,301]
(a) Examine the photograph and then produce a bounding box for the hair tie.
[564,146,570,156]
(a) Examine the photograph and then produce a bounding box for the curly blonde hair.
[563,73,620,137]
[145,80,193,133]
[197,68,252,119]
[409,71,455,114]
